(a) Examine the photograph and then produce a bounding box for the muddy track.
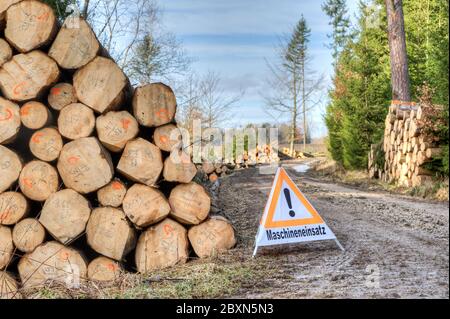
[218,163,449,298]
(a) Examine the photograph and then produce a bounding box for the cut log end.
[96,111,139,152]
[19,160,59,202]
[0,271,21,299]
[0,191,29,225]
[29,127,63,162]
[87,256,122,283]
[20,101,51,130]
[12,218,45,253]
[48,83,78,111]
[58,103,96,140]
[0,97,21,144]
[163,150,197,184]
[0,145,22,193]
[0,225,13,270]
[169,182,211,225]
[97,179,127,208]
[135,218,188,273]
[153,124,182,152]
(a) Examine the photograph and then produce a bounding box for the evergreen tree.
[322,0,352,62]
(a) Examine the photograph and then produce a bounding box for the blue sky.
[161,0,359,137]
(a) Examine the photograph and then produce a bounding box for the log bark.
[97,179,127,208]
[4,0,57,53]
[87,256,122,283]
[0,225,13,270]
[96,110,139,152]
[188,216,236,258]
[47,83,78,111]
[0,38,12,67]
[0,191,29,225]
[73,56,128,114]
[20,101,52,130]
[86,207,136,261]
[48,16,100,69]
[39,189,91,245]
[0,145,22,193]
[162,150,197,184]
[58,103,95,140]
[19,160,59,201]
[0,97,21,144]
[153,123,182,152]
[12,218,45,253]
[18,241,87,289]
[169,182,211,225]
[29,127,63,162]
[132,83,177,127]
[122,184,170,228]
[0,50,60,102]
[0,271,21,299]
[117,138,163,187]
[57,137,114,194]
[135,218,188,273]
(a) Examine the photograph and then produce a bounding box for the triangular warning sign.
[253,167,343,256]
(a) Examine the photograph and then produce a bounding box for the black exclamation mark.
[283,188,295,217]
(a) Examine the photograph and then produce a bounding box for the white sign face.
[253,167,342,255]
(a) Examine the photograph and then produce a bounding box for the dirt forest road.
[219,161,449,299]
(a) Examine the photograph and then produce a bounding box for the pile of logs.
[281,147,314,159]
[368,102,443,187]
[0,1,236,299]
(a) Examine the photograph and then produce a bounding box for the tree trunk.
[385,0,411,102]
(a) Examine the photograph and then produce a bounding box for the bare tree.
[176,73,204,135]
[263,17,324,154]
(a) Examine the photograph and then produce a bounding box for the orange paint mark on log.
[111,181,123,190]
[22,178,33,188]
[13,82,27,96]
[51,87,62,95]
[107,263,117,271]
[163,224,174,237]
[159,135,168,144]
[121,118,131,130]
[32,132,44,144]
[155,108,169,120]
[20,105,31,116]
[59,251,70,260]
[0,211,11,222]
[67,156,80,164]
[37,12,50,21]
[0,108,13,121]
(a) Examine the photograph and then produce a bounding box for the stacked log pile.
[0,1,235,298]
[368,102,444,187]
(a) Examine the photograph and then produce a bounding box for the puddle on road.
[293,164,310,173]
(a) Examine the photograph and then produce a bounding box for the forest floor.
[25,159,448,299]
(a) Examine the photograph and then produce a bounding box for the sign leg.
[252,245,259,258]
[334,239,345,252]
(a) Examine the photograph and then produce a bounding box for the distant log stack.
[368,102,445,187]
[0,0,236,297]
